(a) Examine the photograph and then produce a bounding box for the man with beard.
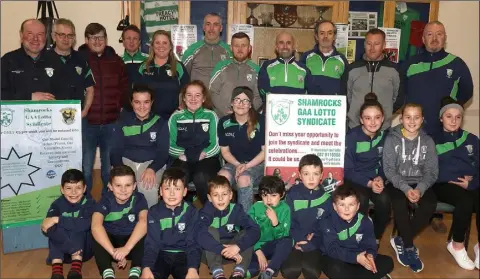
[1,19,65,100]
[258,32,314,104]
[209,32,262,117]
[343,28,403,130]
[182,13,232,88]
[401,21,473,136]
[301,20,348,95]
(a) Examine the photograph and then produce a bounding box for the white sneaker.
[447,241,475,270]
[474,243,479,269]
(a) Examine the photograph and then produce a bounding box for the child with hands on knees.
[195,176,260,279]
[91,165,148,279]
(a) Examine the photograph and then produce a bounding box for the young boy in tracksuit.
[141,168,201,279]
[247,176,292,279]
[42,169,95,279]
[319,185,394,279]
[195,176,260,279]
[92,165,148,279]
[281,154,333,279]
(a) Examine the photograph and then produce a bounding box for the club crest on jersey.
[128,214,136,222]
[226,224,234,232]
[246,74,252,81]
[356,233,363,243]
[202,123,209,132]
[166,69,172,76]
[45,67,54,77]
[298,75,304,83]
[466,144,474,155]
[377,146,383,154]
[316,208,325,219]
[150,132,157,141]
[178,223,186,233]
[75,66,82,75]
[446,69,453,78]
[220,54,227,61]
[250,130,256,139]
[335,65,339,72]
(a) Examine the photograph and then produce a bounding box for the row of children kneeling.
[43,155,394,279]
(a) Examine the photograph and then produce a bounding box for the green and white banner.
[1,101,82,229]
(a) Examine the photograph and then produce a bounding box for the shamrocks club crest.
[269,99,293,125]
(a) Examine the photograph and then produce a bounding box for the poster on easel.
[380,27,401,63]
[171,24,197,61]
[265,94,346,192]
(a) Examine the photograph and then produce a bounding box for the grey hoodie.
[382,125,438,196]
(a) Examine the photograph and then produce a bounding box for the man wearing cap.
[209,32,262,117]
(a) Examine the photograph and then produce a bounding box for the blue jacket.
[143,201,201,269]
[45,195,95,257]
[435,129,479,190]
[319,212,377,264]
[95,191,148,235]
[300,45,348,95]
[258,57,315,103]
[195,202,260,254]
[401,49,473,135]
[286,183,333,243]
[111,111,169,172]
[345,126,386,187]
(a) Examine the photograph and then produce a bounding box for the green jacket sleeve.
[168,112,185,157]
[203,110,220,158]
[273,203,291,238]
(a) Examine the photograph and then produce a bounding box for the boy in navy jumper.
[195,176,260,279]
[319,186,393,279]
[92,165,148,279]
[247,176,292,279]
[42,169,95,279]
[281,154,333,279]
[141,168,201,279]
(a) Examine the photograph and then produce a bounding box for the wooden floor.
[1,170,479,278]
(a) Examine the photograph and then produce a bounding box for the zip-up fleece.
[142,201,201,269]
[345,126,386,187]
[168,107,219,162]
[209,59,262,117]
[343,55,403,130]
[137,60,190,119]
[300,45,348,95]
[195,201,260,254]
[182,40,232,88]
[382,124,438,196]
[319,212,377,264]
[122,50,148,87]
[402,49,473,135]
[435,129,479,190]
[46,195,95,256]
[95,191,148,235]
[258,57,315,103]
[248,200,291,251]
[110,111,169,172]
[285,183,333,243]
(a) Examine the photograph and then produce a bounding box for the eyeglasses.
[88,35,106,42]
[55,32,75,40]
[233,98,251,105]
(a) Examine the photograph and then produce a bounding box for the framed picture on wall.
[258,57,269,67]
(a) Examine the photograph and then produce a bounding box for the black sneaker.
[229,272,245,279]
[51,274,64,279]
[259,270,273,279]
[66,271,82,279]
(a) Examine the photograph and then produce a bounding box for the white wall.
[1,1,125,55]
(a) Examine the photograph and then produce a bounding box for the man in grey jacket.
[343,28,404,130]
[182,13,232,88]
[209,32,262,117]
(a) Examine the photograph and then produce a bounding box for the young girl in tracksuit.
[433,97,479,270]
[383,103,438,273]
[344,93,391,244]
[110,84,170,207]
[168,80,221,204]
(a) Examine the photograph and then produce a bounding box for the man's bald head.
[20,18,46,57]
[275,31,295,59]
[423,20,446,53]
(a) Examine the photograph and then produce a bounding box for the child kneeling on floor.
[92,165,148,279]
[195,175,260,279]
[42,169,96,279]
[319,185,394,279]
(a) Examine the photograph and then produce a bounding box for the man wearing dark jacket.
[343,28,403,130]
[78,23,129,194]
[401,21,473,136]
